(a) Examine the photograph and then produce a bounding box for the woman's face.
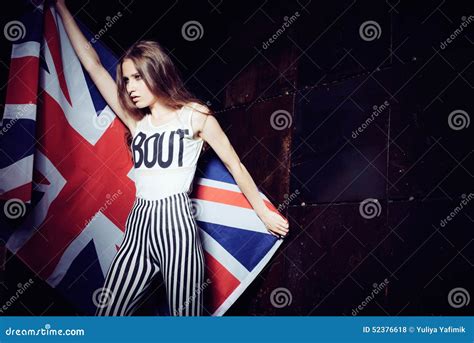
[122,58,156,109]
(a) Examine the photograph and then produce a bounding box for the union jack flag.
[0,2,284,316]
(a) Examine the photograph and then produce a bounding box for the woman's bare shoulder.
[185,101,210,114]
[183,102,212,136]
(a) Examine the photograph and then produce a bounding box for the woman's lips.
[131,96,140,103]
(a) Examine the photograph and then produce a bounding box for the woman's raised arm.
[55,0,137,134]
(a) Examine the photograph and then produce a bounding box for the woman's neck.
[149,99,176,119]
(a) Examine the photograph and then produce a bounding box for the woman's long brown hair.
[116,40,210,154]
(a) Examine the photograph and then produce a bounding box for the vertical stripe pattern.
[95,192,205,316]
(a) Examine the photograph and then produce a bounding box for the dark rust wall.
[221,1,472,316]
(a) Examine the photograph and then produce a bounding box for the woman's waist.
[134,189,192,202]
[133,165,197,173]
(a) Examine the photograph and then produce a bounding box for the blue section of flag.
[13,4,44,45]
[197,220,275,272]
[76,20,119,115]
[56,241,105,315]
[0,119,36,169]
[196,154,237,185]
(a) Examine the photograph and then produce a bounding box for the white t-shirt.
[130,105,204,200]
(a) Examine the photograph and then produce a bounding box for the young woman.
[55,0,290,316]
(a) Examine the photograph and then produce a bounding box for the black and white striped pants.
[95,192,205,316]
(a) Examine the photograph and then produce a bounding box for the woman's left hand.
[259,209,289,239]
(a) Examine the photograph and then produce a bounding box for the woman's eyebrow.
[123,72,140,79]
